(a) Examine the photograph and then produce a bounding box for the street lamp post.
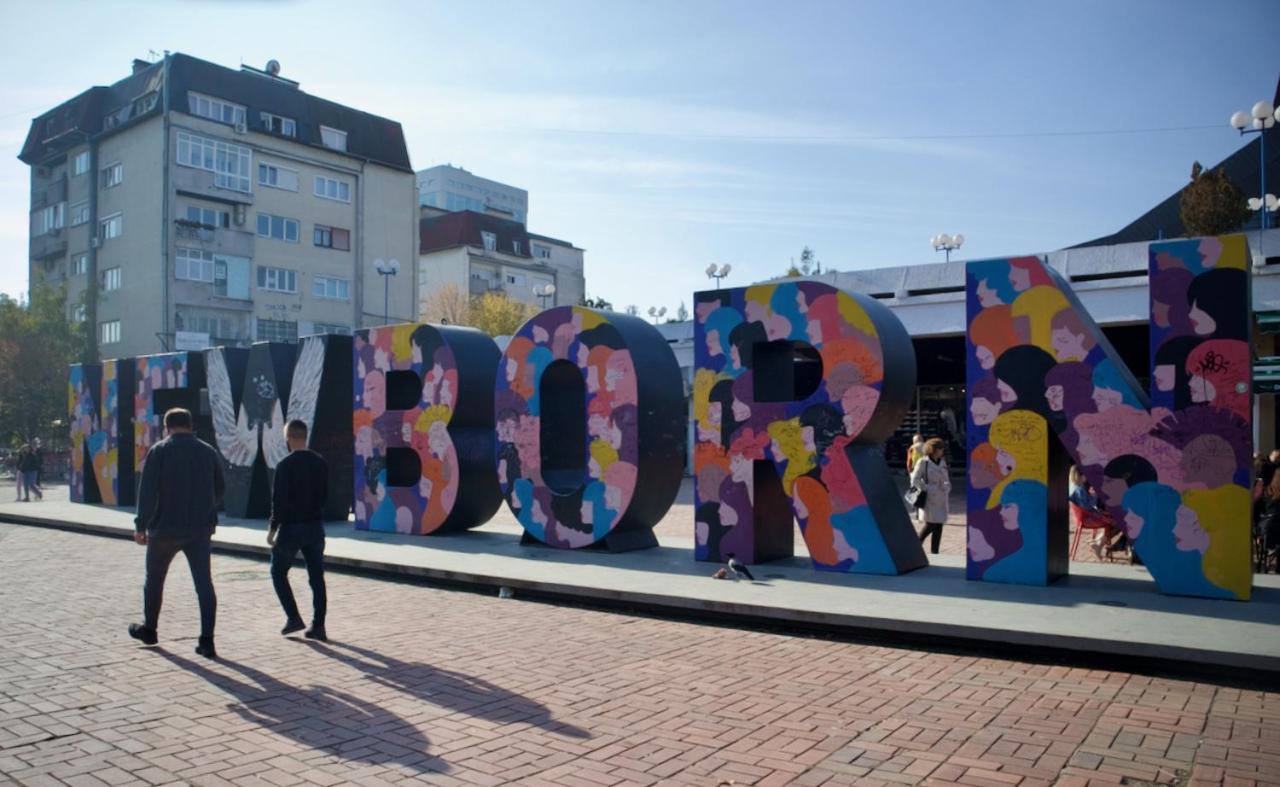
[374,258,400,325]
[1229,101,1279,239]
[535,283,557,309]
[931,233,964,263]
[647,306,668,323]
[705,263,732,289]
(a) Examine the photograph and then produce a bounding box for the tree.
[624,305,639,317]
[785,246,821,277]
[0,283,87,448]
[470,291,535,337]
[581,295,613,310]
[420,283,471,326]
[674,301,690,322]
[1180,161,1250,237]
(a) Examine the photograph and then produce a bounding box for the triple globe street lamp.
[931,233,964,262]
[1229,100,1280,236]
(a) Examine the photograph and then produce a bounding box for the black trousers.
[144,534,216,638]
[919,521,943,555]
[270,536,326,626]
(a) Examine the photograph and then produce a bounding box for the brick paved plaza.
[0,523,1276,787]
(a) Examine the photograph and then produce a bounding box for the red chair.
[1070,502,1119,560]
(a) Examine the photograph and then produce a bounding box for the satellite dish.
[266,59,281,76]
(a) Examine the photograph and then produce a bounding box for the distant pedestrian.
[29,440,43,499]
[12,447,26,501]
[129,408,225,658]
[906,433,925,474]
[268,419,329,642]
[910,438,950,554]
[17,445,41,502]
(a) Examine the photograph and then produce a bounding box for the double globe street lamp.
[373,258,400,325]
[535,283,557,309]
[705,263,732,289]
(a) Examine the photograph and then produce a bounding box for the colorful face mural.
[495,306,684,550]
[69,360,133,506]
[68,365,99,504]
[134,353,205,477]
[353,323,502,535]
[965,235,1252,599]
[693,282,924,574]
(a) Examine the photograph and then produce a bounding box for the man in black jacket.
[129,408,225,658]
[269,419,329,641]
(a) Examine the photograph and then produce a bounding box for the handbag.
[904,485,927,509]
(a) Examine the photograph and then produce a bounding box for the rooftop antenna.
[147,49,160,60]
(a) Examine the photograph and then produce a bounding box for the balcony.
[469,279,504,296]
[30,230,67,260]
[171,167,254,205]
[31,175,68,209]
[173,220,255,258]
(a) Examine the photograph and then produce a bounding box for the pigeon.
[726,554,755,581]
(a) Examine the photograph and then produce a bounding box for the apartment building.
[418,210,585,314]
[416,164,528,225]
[19,53,416,359]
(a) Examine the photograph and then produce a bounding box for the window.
[506,273,526,286]
[102,267,122,291]
[188,92,246,127]
[72,151,90,176]
[256,213,299,243]
[258,163,299,191]
[481,231,496,252]
[257,266,297,293]
[512,240,522,255]
[176,247,216,282]
[313,322,351,335]
[534,244,552,259]
[175,132,252,192]
[72,253,88,275]
[184,205,230,228]
[178,312,234,339]
[99,213,122,241]
[71,303,86,322]
[32,203,65,236]
[260,112,296,137]
[312,276,350,300]
[313,176,351,202]
[319,126,347,151]
[257,318,297,342]
[313,225,351,250]
[70,201,90,226]
[101,162,123,188]
[100,320,120,345]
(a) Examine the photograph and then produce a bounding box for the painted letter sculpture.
[965,235,1252,599]
[692,282,924,573]
[495,306,685,550]
[353,323,503,534]
[69,359,133,505]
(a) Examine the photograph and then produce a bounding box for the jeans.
[20,471,39,500]
[270,537,326,627]
[144,534,216,638]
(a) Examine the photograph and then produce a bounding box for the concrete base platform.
[3,496,1278,678]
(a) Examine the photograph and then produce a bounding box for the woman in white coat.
[910,438,951,554]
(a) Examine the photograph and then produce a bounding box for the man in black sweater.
[269,419,329,641]
[130,408,225,658]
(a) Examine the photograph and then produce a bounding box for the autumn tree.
[420,283,471,326]
[581,295,613,310]
[0,282,87,447]
[1180,161,1250,236]
[470,291,536,337]
[785,246,821,277]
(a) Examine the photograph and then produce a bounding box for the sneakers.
[195,637,217,659]
[127,623,158,646]
[304,625,327,642]
[281,618,306,636]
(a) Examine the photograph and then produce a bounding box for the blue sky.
[0,0,1276,313]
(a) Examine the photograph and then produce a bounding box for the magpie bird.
[726,554,755,581]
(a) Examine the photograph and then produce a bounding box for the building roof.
[527,231,583,251]
[1073,78,1280,247]
[19,53,412,172]
[419,210,532,257]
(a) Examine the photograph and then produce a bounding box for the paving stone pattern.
[0,524,1275,786]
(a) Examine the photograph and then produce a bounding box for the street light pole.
[931,233,964,263]
[374,258,400,325]
[705,263,732,289]
[535,283,557,309]
[1230,101,1279,242]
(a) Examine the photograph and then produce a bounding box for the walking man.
[129,408,224,658]
[269,419,328,642]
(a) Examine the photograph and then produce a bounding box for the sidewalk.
[3,482,1278,676]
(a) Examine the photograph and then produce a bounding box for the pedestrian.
[29,439,43,500]
[129,408,225,658]
[1069,465,1116,558]
[268,419,329,642]
[13,446,27,501]
[910,437,950,554]
[18,445,41,502]
[906,433,925,474]
[1258,466,1280,573]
